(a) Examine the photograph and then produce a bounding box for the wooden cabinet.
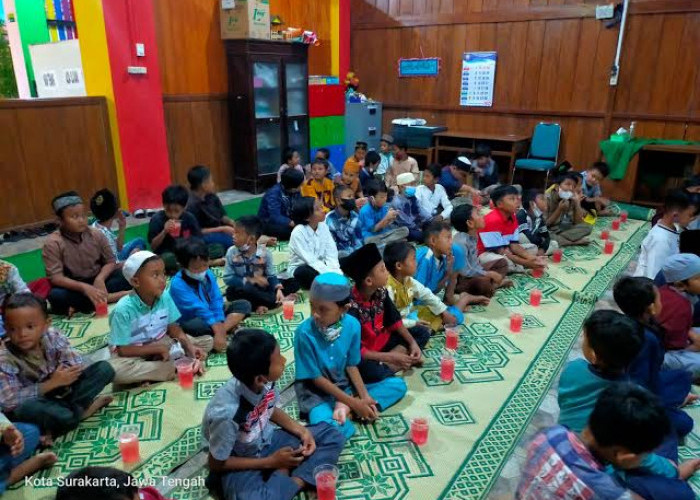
[225,40,309,193]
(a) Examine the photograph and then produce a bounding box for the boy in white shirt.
[416,163,453,221]
[635,189,696,279]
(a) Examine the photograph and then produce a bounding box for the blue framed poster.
[460,52,497,107]
[398,57,441,77]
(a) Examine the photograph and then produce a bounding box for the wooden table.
[602,143,700,206]
[433,131,531,173]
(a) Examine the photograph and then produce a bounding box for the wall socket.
[136,43,145,57]
[127,66,148,75]
[596,4,614,19]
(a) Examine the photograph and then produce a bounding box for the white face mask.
[316,319,342,342]
[185,269,208,282]
[558,189,574,200]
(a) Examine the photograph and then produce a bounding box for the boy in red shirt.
[477,185,545,273]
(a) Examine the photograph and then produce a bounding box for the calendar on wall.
[460,52,497,107]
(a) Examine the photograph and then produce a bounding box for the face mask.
[341,199,356,211]
[185,269,208,282]
[558,189,573,200]
[316,319,342,342]
[405,186,416,198]
[532,206,542,218]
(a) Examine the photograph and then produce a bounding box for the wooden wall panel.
[0,97,117,231]
[162,95,234,191]
[351,0,700,171]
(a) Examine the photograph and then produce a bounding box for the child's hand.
[441,311,458,327]
[84,284,108,306]
[678,458,700,480]
[164,219,178,233]
[117,210,127,230]
[385,352,413,371]
[682,393,699,407]
[298,427,316,457]
[3,426,24,456]
[51,364,82,388]
[275,288,285,304]
[352,398,378,421]
[268,446,305,469]
[154,343,170,361]
[252,276,269,288]
[408,340,422,361]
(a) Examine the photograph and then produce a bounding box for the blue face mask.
[405,186,416,198]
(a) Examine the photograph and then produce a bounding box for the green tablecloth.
[600,138,700,180]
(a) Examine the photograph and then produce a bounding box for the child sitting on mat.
[294,273,406,439]
[277,146,304,184]
[148,185,202,275]
[56,466,175,500]
[519,384,697,500]
[580,161,612,216]
[0,261,29,338]
[108,251,211,386]
[656,254,700,378]
[614,276,694,439]
[326,185,364,258]
[307,148,339,181]
[416,163,453,222]
[340,243,429,384]
[202,329,345,500]
[340,168,363,199]
[472,144,500,193]
[287,197,341,290]
[224,215,296,314]
[301,158,336,213]
[545,173,592,246]
[439,156,481,202]
[0,293,114,440]
[0,414,56,494]
[358,180,409,248]
[477,185,546,274]
[385,140,419,192]
[169,238,251,352]
[361,150,381,187]
[343,141,367,178]
[451,204,508,298]
[186,165,235,255]
[416,220,489,322]
[43,191,132,315]
[258,168,304,241]
[89,188,147,263]
[517,188,558,256]
[384,241,458,332]
[377,134,393,177]
[390,173,431,242]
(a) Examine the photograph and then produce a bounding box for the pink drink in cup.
[95,301,108,317]
[445,328,458,351]
[552,249,563,263]
[530,289,542,307]
[440,353,456,382]
[315,465,339,500]
[620,211,628,223]
[283,300,294,320]
[604,241,614,254]
[601,230,610,240]
[531,268,544,278]
[167,220,181,238]
[611,219,621,230]
[174,357,194,389]
[118,425,141,464]
[510,313,523,333]
[410,417,429,446]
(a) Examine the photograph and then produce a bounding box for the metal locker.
[344,101,383,158]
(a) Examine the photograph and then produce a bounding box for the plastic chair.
[511,122,561,186]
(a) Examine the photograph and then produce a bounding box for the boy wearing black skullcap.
[340,243,429,384]
[90,188,147,262]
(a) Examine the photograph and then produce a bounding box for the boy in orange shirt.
[343,141,367,177]
[301,158,336,213]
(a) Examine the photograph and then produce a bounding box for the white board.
[29,39,86,98]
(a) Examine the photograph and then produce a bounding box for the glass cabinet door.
[287,117,309,162]
[256,121,282,175]
[285,62,307,117]
[253,62,280,119]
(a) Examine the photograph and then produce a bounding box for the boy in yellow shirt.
[301,158,336,213]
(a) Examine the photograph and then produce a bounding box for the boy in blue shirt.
[581,161,612,215]
[258,168,304,241]
[358,180,409,248]
[89,189,147,262]
[170,238,251,352]
[202,329,345,500]
[326,185,364,257]
[439,156,480,201]
[109,251,211,386]
[294,273,407,439]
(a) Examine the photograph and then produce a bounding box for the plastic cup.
[611,219,621,230]
[552,249,563,263]
[283,300,295,320]
[445,328,459,351]
[314,464,339,500]
[410,417,429,446]
[531,268,544,279]
[530,289,542,307]
[167,220,181,238]
[95,301,108,317]
[118,425,141,464]
[510,313,523,333]
[601,230,610,240]
[604,240,614,254]
[440,353,456,382]
[174,357,194,389]
[620,211,628,223]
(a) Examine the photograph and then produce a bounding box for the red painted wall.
[102,0,171,209]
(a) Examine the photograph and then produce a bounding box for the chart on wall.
[460,51,497,107]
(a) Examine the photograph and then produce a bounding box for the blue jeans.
[203,232,234,250]
[0,422,40,493]
[117,237,147,261]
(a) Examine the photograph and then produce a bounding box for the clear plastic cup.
[410,417,429,446]
[315,464,339,500]
[118,424,141,464]
[174,357,194,389]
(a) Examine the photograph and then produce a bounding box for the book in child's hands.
[479,231,511,250]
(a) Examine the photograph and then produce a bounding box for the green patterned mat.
[161,217,650,500]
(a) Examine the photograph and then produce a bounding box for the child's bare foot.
[465,293,490,306]
[283,293,298,303]
[333,402,352,425]
[82,395,113,420]
[683,393,699,407]
[7,451,57,485]
[67,307,76,319]
[499,279,514,288]
[213,335,228,353]
[255,306,269,315]
[679,458,700,480]
[209,258,226,267]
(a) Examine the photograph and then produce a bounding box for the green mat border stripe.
[440,222,649,500]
